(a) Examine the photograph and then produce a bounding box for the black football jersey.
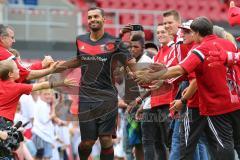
[76,32,132,102]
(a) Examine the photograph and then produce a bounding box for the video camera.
[0,121,24,154]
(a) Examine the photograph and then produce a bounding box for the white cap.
[178,20,193,30]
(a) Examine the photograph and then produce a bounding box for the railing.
[2,3,164,42]
[2,3,78,41]
[80,8,164,42]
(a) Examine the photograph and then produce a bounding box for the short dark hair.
[190,17,213,37]
[88,7,105,16]
[163,10,181,22]
[130,34,145,47]
[145,42,158,51]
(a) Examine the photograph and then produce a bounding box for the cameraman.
[0,117,14,159]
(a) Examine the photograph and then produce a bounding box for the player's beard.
[91,27,101,32]
[89,21,103,32]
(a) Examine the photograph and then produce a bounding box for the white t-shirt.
[31,99,55,144]
[55,124,71,147]
[19,94,36,127]
[137,53,153,110]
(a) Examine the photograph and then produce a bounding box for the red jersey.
[29,61,42,70]
[185,44,199,108]
[170,35,193,99]
[187,72,199,108]
[0,46,30,83]
[180,35,240,115]
[151,41,174,107]
[0,80,32,121]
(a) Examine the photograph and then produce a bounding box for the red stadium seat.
[119,13,135,24]
[156,15,163,24]
[104,13,115,24]
[131,0,142,9]
[175,0,188,12]
[105,28,117,36]
[120,0,134,9]
[164,0,177,10]
[152,0,165,10]
[96,0,109,8]
[137,0,154,10]
[140,14,154,25]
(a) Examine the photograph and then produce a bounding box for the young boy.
[0,59,74,157]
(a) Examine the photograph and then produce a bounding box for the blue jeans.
[169,120,180,160]
[193,135,209,160]
[198,136,209,160]
[169,120,207,160]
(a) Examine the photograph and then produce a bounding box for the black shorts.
[179,108,240,160]
[79,100,118,141]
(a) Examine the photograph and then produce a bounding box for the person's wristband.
[181,97,187,105]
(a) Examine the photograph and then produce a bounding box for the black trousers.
[141,105,170,160]
[179,109,240,160]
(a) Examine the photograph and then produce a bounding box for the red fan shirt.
[180,35,240,115]
[0,80,32,121]
[0,46,30,83]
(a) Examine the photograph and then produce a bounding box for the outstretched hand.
[149,63,166,73]
[42,55,54,69]
[148,80,164,90]
[64,78,78,87]
[134,69,154,84]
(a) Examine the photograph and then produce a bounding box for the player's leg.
[78,119,98,160]
[98,104,118,160]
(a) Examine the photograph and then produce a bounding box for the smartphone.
[132,24,144,31]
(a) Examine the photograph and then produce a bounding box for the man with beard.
[76,7,135,160]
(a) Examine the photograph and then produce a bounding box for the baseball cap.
[178,20,193,30]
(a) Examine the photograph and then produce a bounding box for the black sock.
[78,143,92,160]
[100,145,114,160]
